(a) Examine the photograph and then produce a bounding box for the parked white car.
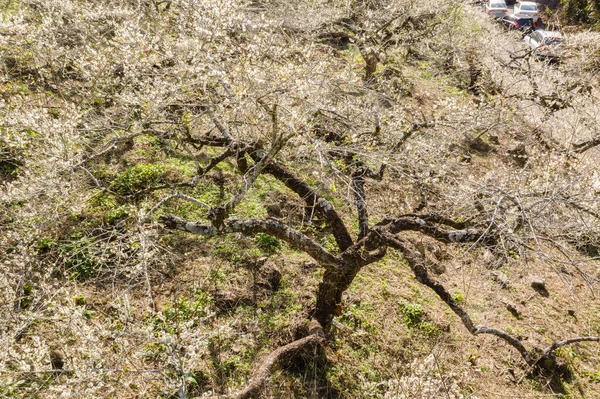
[514,1,539,22]
[485,0,509,18]
[524,30,566,61]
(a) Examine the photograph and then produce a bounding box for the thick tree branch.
[180,131,354,251]
[379,216,493,244]
[383,233,532,364]
[160,216,339,269]
[262,161,354,251]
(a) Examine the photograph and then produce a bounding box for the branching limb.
[142,193,211,222]
[262,161,354,251]
[390,121,436,153]
[380,216,493,244]
[199,148,235,176]
[160,216,340,269]
[352,172,369,240]
[543,336,600,356]
[377,120,435,178]
[383,233,532,364]
[179,132,353,251]
[210,133,289,226]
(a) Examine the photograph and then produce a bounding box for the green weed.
[254,233,281,254]
[58,232,100,279]
[150,291,213,332]
[110,163,167,195]
[398,302,439,336]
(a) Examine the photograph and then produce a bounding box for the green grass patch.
[150,290,213,333]
[110,163,168,195]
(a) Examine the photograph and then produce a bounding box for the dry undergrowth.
[1,0,600,398]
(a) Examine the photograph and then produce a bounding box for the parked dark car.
[499,14,535,31]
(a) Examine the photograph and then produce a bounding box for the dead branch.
[573,136,600,153]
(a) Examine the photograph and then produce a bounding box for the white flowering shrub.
[1,0,600,397]
[382,355,480,399]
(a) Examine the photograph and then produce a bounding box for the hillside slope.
[1,1,600,398]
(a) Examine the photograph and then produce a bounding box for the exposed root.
[198,321,325,399]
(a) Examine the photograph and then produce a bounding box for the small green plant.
[109,163,166,195]
[339,303,378,334]
[17,281,33,310]
[398,302,439,336]
[451,291,465,304]
[36,237,56,253]
[556,346,579,360]
[213,243,244,265]
[106,207,129,224]
[0,138,24,181]
[73,295,86,306]
[468,347,479,365]
[151,291,213,332]
[140,342,168,361]
[399,303,425,327]
[58,232,100,280]
[254,233,281,253]
[585,370,600,382]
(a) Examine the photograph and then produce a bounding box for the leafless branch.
[383,233,532,363]
[142,193,211,223]
[160,216,340,269]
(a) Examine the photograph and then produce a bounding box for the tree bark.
[315,269,345,329]
[262,161,354,251]
[161,216,340,269]
[200,321,325,399]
